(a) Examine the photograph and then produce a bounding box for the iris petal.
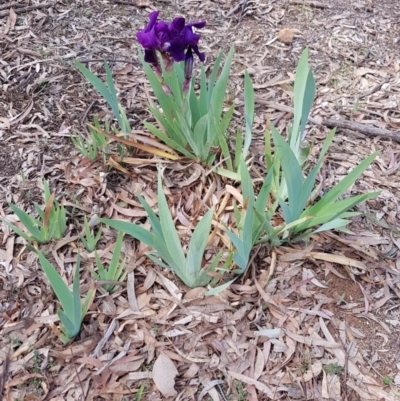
[137,30,158,49]
[137,11,161,49]
[146,11,160,31]
[169,17,186,34]
[192,44,205,63]
[165,39,188,62]
[144,48,158,64]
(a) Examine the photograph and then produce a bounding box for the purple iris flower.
[163,17,206,63]
[136,11,206,66]
[137,12,205,94]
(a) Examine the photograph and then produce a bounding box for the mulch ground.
[1,0,400,400]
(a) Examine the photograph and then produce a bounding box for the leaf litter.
[0,0,400,400]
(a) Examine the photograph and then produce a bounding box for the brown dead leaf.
[109,356,144,375]
[226,185,244,205]
[115,0,151,6]
[16,47,42,58]
[112,203,147,217]
[311,252,367,271]
[228,371,275,398]
[115,64,133,75]
[183,363,199,378]
[136,0,151,6]
[1,2,398,400]
[127,271,139,311]
[108,156,133,176]
[43,192,55,231]
[4,373,48,397]
[10,99,33,125]
[3,8,16,34]
[152,353,178,397]
[88,123,180,160]
[253,347,265,380]
[356,67,388,78]
[0,117,11,129]
[4,236,14,274]
[302,360,323,382]
[322,370,341,400]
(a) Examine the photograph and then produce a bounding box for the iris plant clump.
[68,11,378,293]
[136,12,253,169]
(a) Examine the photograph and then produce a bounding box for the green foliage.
[235,380,247,401]
[89,231,127,293]
[224,48,378,275]
[79,216,102,252]
[100,169,219,288]
[74,60,131,133]
[265,48,315,200]
[140,47,254,177]
[67,47,377,293]
[225,158,259,273]
[71,116,109,162]
[135,383,146,401]
[323,363,344,376]
[269,126,378,240]
[34,250,95,344]
[256,48,378,243]
[290,47,316,160]
[1,180,66,244]
[216,69,255,179]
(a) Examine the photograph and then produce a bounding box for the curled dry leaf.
[4,8,16,34]
[302,360,323,382]
[152,353,178,397]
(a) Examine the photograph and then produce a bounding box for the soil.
[1,0,400,400]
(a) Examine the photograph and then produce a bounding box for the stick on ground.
[0,4,50,17]
[323,119,400,143]
[289,0,331,9]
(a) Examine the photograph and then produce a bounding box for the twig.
[249,96,400,143]
[289,0,331,8]
[330,321,350,401]
[273,111,289,126]
[0,349,10,397]
[0,3,51,17]
[225,0,245,17]
[249,96,322,125]
[323,118,400,143]
[70,349,86,401]
[359,76,390,99]
[76,58,136,65]
[212,373,229,401]
[0,2,33,12]
[79,100,96,126]
[356,51,371,66]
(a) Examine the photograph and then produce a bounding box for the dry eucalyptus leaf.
[153,353,178,397]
